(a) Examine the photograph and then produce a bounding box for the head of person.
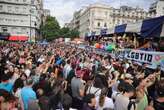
[83,94,96,109]
[136,78,147,89]
[14,67,20,73]
[93,77,104,89]
[26,78,34,86]
[8,65,14,73]
[124,73,134,85]
[20,73,27,80]
[156,79,164,98]
[76,70,84,78]
[123,82,135,98]
[1,73,11,82]
[66,59,70,65]
[117,81,127,92]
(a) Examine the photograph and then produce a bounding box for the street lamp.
[29,0,42,43]
[30,8,32,42]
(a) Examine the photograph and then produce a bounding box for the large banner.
[115,49,164,69]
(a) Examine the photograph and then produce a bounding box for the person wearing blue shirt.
[0,74,13,93]
[21,78,37,110]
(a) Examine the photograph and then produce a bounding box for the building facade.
[0,0,44,42]
[67,3,149,37]
[43,9,50,24]
[149,0,164,17]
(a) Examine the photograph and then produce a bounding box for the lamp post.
[29,0,41,43]
[30,8,32,42]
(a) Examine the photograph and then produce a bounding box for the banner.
[115,49,164,69]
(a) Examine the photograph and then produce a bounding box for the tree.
[60,27,80,39]
[40,16,80,41]
[40,16,60,41]
[70,29,80,39]
[60,27,71,38]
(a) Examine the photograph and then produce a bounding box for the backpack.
[128,100,136,110]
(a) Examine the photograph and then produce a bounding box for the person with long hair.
[95,88,114,110]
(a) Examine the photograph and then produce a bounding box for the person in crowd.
[135,73,156,110]
[83,94,96,110]
[153,79,164,110]
[86,76,104,97]
[0,41,163,110]
[0,73,13,93]
[95,87,114,110]
[21,78,37,110]
[63,59,72,79]
[114,82,135,110]
[71,69,85,109]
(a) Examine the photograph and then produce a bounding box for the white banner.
[115,49,164,69]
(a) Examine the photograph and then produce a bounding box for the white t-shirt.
[96,96,114,110]
[86,86,101,97]
[63,64,72,79]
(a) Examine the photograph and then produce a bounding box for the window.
[0,5,3,10]
[92,12,94,16]
[23,0,26,2]
[21,27,26,34]
[104,23,107,27]
[2,27,7,32]
[23,7,26,12]
[8,6,12,12]
[15,7,19,12]
[31,0,35,5]
[97,22,100,27]
[30,9,35,14]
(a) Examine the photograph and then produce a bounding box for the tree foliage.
[40,16,80,41]
[60,27,80,39]
[40,16,60,41]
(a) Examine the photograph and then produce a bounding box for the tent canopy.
[87,16,164,38]
[110,16,164,38]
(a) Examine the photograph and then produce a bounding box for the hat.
[124,73,133,79]
[76,70,84,77]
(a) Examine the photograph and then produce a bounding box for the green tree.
[40,16,60,41]
[60,27,71,38]
[60,27,80,39]
[70,29,80,39]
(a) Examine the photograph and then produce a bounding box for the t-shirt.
[71,77,85,100]
[96,96,114,110]
[86,86,101,97]
[114,94,135,110]
[21,86,37,110]
[0,82,13,93]
[63,64,72,79]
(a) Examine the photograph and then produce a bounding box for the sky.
[43,0,157,27]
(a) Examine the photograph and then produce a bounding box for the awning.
[87,16,164,38]
[0,33,10,40]
[9,36,29,41]
[108,16,164,38]
[0,35,9,40]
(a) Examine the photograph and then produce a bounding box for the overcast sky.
[44,0,157,27]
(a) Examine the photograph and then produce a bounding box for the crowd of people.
[0,41,164,110]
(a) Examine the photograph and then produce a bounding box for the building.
[149,0,164,17]
[0,0,44,42]
[43,9,50,24]
[67,3,149,37]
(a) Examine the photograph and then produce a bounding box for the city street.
[0,0,164,110]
